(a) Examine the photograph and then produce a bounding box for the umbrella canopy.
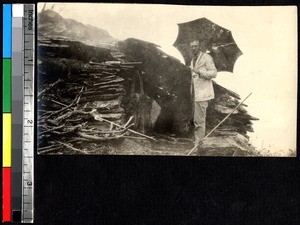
[173,17,242,73]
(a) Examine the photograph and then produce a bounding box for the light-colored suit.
[190,52,217,143]
[190,52,217,101]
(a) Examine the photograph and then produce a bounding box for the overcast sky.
[38,3,297,155]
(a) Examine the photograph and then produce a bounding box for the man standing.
[190,40,217,147]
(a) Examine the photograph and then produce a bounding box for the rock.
[192,132,260,156]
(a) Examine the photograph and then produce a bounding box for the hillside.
[38,10,117,48]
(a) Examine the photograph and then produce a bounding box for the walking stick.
[187,92,253,156]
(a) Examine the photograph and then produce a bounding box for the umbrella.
[173,17,242,73]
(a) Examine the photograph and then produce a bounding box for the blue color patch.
[3,4,12,58]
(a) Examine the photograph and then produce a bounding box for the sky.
[38,3,298,156]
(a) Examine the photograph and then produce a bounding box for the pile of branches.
[207,82,259,138]
[37,57,151,154]
[37,85,132,154]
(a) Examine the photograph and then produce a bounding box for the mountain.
[38,10,117,48]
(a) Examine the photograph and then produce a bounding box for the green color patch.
[3,59,11,112]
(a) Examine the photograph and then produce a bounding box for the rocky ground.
[42,131,261,156]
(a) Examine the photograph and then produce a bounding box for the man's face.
[190,41,200,57]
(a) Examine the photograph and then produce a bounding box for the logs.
[37,39,159,153]
[207,86,259,138]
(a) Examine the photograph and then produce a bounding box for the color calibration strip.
[3,4,12,222]
[2,4,35,223]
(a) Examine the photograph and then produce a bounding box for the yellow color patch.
[3,113,11,167]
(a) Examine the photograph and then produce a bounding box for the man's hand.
[198,70,206,78]
[191,69,198,78]
[193,68,206,79]
[192,69,205,79]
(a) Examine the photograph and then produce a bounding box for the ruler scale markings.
[21,4,35,223]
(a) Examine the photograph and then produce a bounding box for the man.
[190,40,217,147]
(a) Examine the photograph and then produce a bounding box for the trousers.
[194,101,208,143]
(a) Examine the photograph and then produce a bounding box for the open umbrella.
[173,17,242,73]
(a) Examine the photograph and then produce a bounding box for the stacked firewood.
[37,42,152,154]
[207,83,259,138]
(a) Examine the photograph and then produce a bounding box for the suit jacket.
[190,52,217,101]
